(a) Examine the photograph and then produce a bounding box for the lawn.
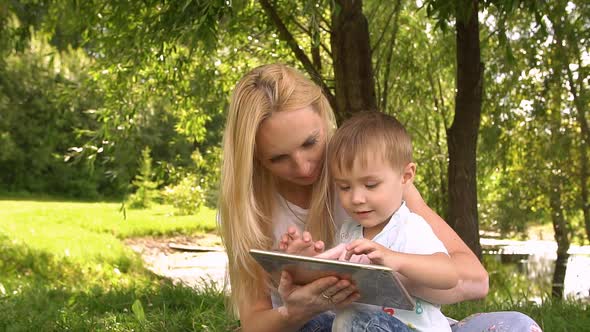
[0,199,588,331]
[0,199,238,331]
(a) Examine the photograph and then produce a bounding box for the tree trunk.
[566,67,590,243]
[549,176,570,299]
[447,0,483,258]
[330,0,377,123]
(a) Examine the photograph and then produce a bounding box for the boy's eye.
[365,183,379,189]
[337,185,350,191]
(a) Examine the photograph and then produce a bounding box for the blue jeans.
[299,309,410,332]
[451,311,542,332]
[332,307,411,332]
[299,311,335,332]
[300,309,541,332]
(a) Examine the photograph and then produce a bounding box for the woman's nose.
[292,152,312,176]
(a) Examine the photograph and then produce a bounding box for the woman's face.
[256,106,326,187]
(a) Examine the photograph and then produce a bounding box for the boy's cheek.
[338,192,352,210]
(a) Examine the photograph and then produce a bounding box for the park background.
[1,0,589,331]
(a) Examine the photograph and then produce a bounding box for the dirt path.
[124,234,228,291]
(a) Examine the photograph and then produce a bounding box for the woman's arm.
[404,183,489,303]
[239,272,359,332]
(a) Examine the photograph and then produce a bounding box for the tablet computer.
[249,249,415,310]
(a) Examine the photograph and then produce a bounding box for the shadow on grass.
[0,235,239,331]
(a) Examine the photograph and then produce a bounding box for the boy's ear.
[402,163,416,184]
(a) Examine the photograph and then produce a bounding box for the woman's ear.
[402,163,416,184]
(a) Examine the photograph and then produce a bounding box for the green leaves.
[132,299,146,324]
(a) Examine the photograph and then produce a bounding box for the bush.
[127,147,159,209]
[162,174,205,215]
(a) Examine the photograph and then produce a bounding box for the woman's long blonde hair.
[219,64,337,315]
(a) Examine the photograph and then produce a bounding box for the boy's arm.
[389,251,458,289]
[345,240,458,290]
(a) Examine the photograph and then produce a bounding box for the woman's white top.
[270,193,348,307]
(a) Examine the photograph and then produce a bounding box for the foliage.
[162,174,206,216]
[127,147,159,209]
[475,0,589,241]
[0,30,110,198]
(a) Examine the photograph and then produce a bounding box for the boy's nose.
[351,189,365,204]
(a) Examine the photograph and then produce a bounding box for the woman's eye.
[270,155,286,163]
[302,138,317,148]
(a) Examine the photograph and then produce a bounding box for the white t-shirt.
[272,193,349,248]
[270,193,348,307]
[337,202,451,332]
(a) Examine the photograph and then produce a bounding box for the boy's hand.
[345,239,396,267]
[314,243,347,260]
[315,243,370,264]
[278,226,325,256]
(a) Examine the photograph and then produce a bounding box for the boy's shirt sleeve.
[395,214,448,256]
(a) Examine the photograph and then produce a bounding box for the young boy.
[281,111,458,331]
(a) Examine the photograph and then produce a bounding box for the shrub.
[127,147,159,208]
[162,174,205,215]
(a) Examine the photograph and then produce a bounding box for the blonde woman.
[218,64,537,332]
[219,64,368,332]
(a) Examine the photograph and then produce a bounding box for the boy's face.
[332,155,415,238]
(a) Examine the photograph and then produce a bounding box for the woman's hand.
[277,271,359,322]
[279,226,325,256]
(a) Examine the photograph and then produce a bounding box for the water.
[481,238,590,302]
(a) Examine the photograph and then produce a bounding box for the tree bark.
[330,0,377,123]
[549,176,570,299]
[447,0,483,258]
[566,66,590,243]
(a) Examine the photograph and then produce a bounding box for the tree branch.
[371,2,399,53]
[258,0,337,111]
[380,0,401,112]
[291,16,332,58]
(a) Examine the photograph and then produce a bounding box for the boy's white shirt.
[337,202,451,332]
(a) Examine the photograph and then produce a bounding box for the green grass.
[0,199,237,331]
[0,199,218,239]
[1,199,588,331]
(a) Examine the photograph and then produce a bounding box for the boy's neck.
[362,201,404,240]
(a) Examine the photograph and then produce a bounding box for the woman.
[218,63,540,332]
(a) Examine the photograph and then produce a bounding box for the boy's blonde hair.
[219,64,337,315]
[328,111,413,175]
